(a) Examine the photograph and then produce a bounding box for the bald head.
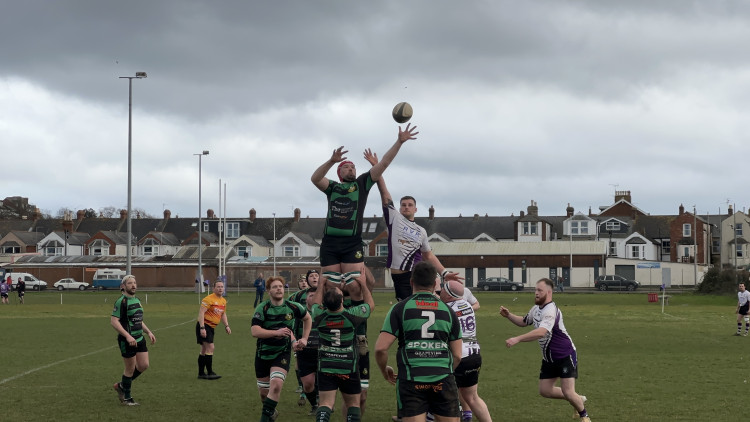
[440,280,464,302]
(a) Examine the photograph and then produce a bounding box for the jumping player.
[310,123,419,302]
[252,276,312,422]
[363,148,462,301]
[500,278,590,422]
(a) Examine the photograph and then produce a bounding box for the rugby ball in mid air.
[392,102,413,124]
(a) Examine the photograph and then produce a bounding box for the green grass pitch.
[0,289,743,421]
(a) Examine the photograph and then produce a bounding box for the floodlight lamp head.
[135,71,147,78]
[202,150,209,155]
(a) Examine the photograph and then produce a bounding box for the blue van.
[92,268,126,290]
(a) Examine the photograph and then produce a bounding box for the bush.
[697,267,749,294]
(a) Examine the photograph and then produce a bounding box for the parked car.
[476,277,524,291]
[594,275,640,291]
[10,273,48,291]
[54,278,90,291]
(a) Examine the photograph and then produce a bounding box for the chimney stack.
[615,190,632,203]
[527,200,538,217]
[429,205,435,220]
[207,209,215,219]
[163,209,171,219]
[728,204,734,215]
[566,203,574,217]
[249,208,256,222]
[679,204,684,215]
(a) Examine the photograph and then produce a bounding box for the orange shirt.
[200,293,227,328]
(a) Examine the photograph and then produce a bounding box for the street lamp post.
[195,151,209,291]
[272,212,276,276]
[119,72,147,276]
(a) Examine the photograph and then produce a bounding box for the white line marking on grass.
[0,319,194,386]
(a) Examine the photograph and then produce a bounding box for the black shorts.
[392,272,412,301]
[17,291,24,297]
[454,353,481,388]
[320,236,364,267]
[318,371,361,395]
[539,353,578,380]
[118,336,148,358]
[1,293,7,298]
[196,322,215,344]
[297,347,318,378]
[740,303,749,316]
[255,350,292,378]
[397,376,460,418]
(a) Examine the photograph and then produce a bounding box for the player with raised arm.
[251,276,312,421]
[499,278,590,422]
[310,124,418,302]
[363,148,461,301]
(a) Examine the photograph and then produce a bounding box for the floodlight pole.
[119,71,147,276]
[195,151,209,292]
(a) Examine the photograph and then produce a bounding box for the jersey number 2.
[421,311,435,338]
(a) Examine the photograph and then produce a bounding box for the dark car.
[594,275,640,291]
[476,277,524,291]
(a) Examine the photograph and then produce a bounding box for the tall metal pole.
[273,212,276,276]
[693,205,698,286]
[195,151,209,292]
[734,204,738,281]
[119,72,146,276]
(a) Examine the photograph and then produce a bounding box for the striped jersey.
[383,202,430,271]
[314,303,371,374]
[111,295,144,343]
[739,290,750,306]
[252,299,307,359]
[523,302,576,362]
[381,292,462,383]
[323,172,375,238]
[447,298,480,358]
[289,288,310,339]
[200,293,227,328]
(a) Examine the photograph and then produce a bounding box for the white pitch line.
[0,319,194,386]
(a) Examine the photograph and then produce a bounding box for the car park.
[476,276,524,291]
[10,273,48,291]
[54,278,90,291]
[594,275,640,291]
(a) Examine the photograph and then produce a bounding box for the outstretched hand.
[330,146,348,163]
[397,123,419,144]
[363,148,379,166]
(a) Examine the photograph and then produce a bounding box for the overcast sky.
[2,1,748,221]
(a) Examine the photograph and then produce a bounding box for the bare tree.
[99,206,117,218]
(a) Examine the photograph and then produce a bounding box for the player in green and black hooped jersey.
[311,272,374,422]
[109,275,156,406]
[310,124,419,307]
[252,276,311,422]
[289,269,320,404]
[375,262,463,421]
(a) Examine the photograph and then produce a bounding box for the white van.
[10,273,48,291]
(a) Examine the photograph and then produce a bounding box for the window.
[661,240,670,254]
[683,246,690,257]
[630,245,642,259]
[89,239,109,256]
[571,221,589,235]
[2,245,20,254]
[737,244,744,258]
[609,241,616,256]
[736,224,743,237]
[605,221,620,231]
[236,245,251,257]
[376,244,388,257]
[43,240,63,256]
[203,222,209,232]
[522,222,537,235]
[225,222,240,238]
[283,246,299,257]
[712,240,720,254]
[571,221,578,235]
[683,224,691,237]
[580,222,589,234]
[368,223,377,233]
[142,239,158,256]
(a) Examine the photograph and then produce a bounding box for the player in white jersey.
[736,283,750,336]
[363,149,461,301]
[500,278,590,422]
[463,286,479,311]
[440,280,492,422]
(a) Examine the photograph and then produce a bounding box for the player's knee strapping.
[323,271,342,286]
[257,380,271,390]
[270,371,286,382]
[343,271,361,286]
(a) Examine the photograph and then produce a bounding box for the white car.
[54,278,90,291]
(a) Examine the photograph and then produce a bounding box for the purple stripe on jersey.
[546,308,576,361]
